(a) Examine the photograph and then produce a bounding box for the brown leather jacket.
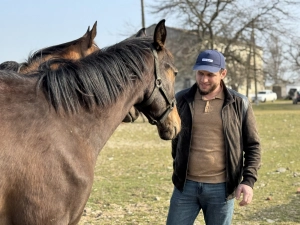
[171,82,261,199]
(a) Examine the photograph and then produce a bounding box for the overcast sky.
[0,0,176,63]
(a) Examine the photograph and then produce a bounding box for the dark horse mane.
[0,61,20,71]
[37,36,166,114]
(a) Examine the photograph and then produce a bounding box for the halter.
[135,46,176,125]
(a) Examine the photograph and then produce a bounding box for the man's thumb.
[235,186,242,200]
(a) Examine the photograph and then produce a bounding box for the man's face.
[195,69,227,95]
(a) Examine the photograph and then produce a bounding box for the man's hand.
[235,184,253,206]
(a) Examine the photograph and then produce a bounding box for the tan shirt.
[187,89,226,183]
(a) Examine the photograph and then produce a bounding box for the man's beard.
[197,83,218,96]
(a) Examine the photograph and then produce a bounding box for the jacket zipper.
[222,103,230,200]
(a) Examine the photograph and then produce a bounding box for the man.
[166,49,261,225]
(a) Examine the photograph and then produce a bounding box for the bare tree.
[264,34,289,85]
[287,38,300,83]
[149,0,300,92]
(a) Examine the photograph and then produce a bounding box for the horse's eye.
[165,63,178,76]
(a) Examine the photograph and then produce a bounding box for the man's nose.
[200,75,208,82]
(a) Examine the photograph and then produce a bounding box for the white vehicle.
[251,90,277,103]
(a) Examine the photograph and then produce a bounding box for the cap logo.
[202,58,213,62]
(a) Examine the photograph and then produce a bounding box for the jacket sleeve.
[241,103,261,188]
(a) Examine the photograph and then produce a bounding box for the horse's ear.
[83,26,90,37]
[153,19,166,51]
[87,21,97,48]
[135,28,146,37]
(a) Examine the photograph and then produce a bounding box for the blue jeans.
[166,180,234,225]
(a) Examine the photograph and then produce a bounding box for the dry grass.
[79,100,300,225]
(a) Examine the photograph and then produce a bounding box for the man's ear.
[221,69,227,79]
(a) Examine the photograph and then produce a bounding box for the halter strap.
[135,46,176,125]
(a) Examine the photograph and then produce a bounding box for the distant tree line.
[149,0,300,92]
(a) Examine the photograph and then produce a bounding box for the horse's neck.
[83,83,145,155]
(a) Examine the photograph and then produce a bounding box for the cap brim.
[193,65,221,73]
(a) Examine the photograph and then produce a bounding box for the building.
[145,24,264,96]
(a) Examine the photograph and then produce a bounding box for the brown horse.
[0,22,140,123]
[0,22,98,74]
[0,19,180,225]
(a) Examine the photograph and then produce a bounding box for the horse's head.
[75,21,99,57]
[20,22,99,74]
[52,21,99,61]
[136,20,181,140]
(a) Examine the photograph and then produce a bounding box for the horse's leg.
[122,107,140,123]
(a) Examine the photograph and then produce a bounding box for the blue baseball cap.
[192,49,225,73]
